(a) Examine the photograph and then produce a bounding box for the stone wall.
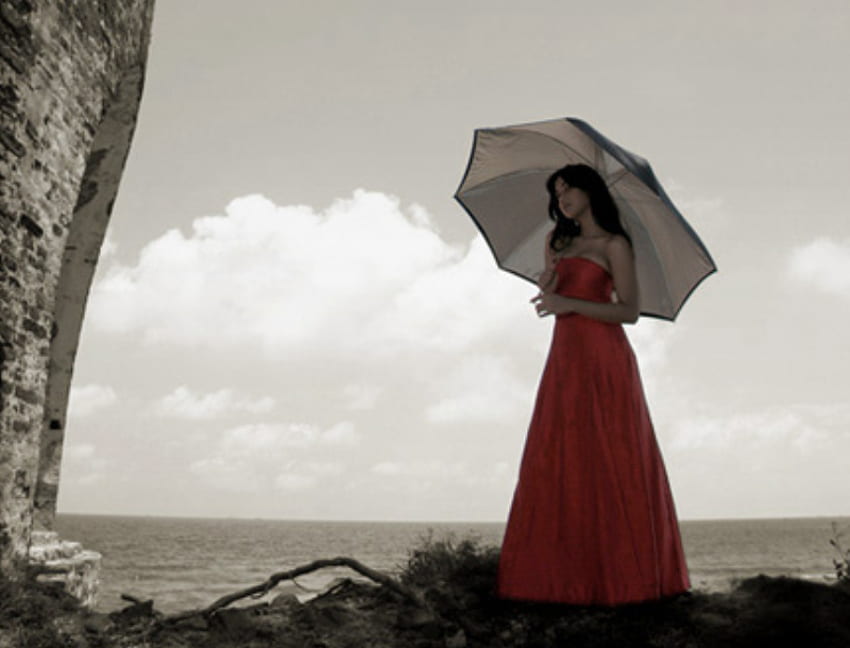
[0,0,155,574]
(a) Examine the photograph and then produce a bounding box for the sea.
[54,514,850,614]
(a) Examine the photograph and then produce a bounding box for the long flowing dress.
[497,255,691,606]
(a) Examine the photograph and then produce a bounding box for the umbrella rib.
[461,167,553,195]
[459,127,600,193]
[606,168,630,188]
[511,127,598,168]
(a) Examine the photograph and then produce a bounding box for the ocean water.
[54,514,850,614]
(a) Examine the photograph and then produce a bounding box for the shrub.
[399,530,500,596]
[829,522,850,583]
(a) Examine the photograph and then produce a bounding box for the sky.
[57,0,850,522]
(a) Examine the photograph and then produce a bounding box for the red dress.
[497,256,690,606]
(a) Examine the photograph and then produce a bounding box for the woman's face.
[554,177,589,219]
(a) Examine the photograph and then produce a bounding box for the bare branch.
[162,556,424,625]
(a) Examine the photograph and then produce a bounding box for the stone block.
[28,533,102,609]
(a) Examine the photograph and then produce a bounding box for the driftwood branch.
[162,556,424,625]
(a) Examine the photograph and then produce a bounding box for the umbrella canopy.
[454,117,716,321]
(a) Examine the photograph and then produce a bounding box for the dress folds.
[497,256,690,606]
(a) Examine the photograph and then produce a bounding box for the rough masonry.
[0,0,155,576]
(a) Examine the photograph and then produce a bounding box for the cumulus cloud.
[100,234,118,260]
[669,404,845,452]
[788,237,850,297]
[68,384,117,418]
[154,386,275,420]
[219,423,322,455]
[188,420,358,493]
[87,190,533,357]
[666,403,850,519]
[625,318,674,376]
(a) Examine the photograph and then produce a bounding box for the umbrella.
[454,117,716,321]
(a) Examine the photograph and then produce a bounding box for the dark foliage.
[830,522,850,583]
[0,575,82,647]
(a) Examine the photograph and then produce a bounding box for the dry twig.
[162,556,424,625]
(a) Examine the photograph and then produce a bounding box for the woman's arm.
[532,236,640,324]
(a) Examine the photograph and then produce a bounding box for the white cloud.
[99,234,118,261]
[625,318,674,377]
[154,386,275,420]
[188,421,357,493]
[669,404,844,453]
[87,190,533,357]
[666,403,850,519]
[220,423,319,455]
[788,237,850,297]
[68,384,117,417]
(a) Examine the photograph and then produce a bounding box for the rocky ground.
[3,537,850,648]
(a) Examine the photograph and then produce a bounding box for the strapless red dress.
[497,256,690,605]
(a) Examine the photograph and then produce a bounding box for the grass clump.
[830,522,850,585]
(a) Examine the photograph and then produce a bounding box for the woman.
[497,163,691,606]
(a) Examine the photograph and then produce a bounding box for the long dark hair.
[546,163,631,253]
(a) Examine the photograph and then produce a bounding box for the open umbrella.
[454,117,716,321]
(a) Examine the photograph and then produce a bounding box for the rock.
[28,534,102,609]
[109,599,154,624]
[309,600,355,626]
[271,592,301,609]
[209,607,258,639]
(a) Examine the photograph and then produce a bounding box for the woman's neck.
[575,213,608,239]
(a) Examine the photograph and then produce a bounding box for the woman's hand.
[531,291,573,317]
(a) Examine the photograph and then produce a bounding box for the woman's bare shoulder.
[605,234,632,256]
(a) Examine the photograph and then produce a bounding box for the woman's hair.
[546,163,631,252]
